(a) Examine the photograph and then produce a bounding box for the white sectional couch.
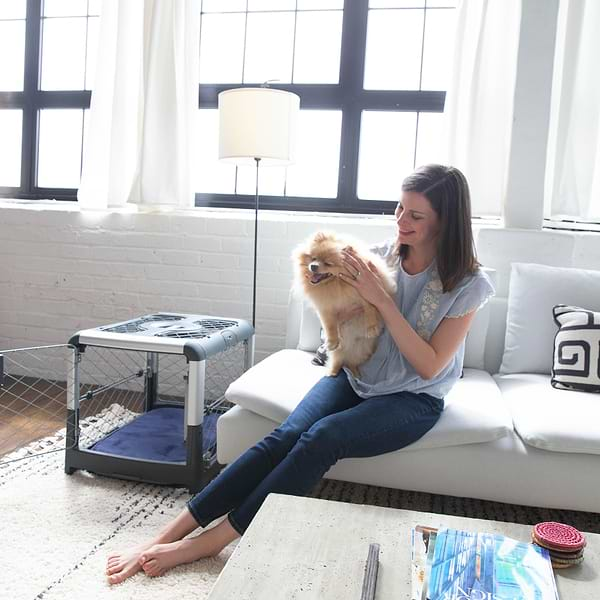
[217,228,600,514]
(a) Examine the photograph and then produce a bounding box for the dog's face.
[294,232,348,287]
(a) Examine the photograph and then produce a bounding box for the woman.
[106,164,494,583]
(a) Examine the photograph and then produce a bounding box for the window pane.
[248,0,296,9]
[202,0,246,12]
[85,16,100,89]
[298,0,343,8]
[285,110,341,198]
[421,8,457,91]
[41,17,87,90]
[0,0,26,19]
[0,110,22,186]
[88,0,102,16]
[199,13,245,84]
[38,109,84,188]
[369,1,425,7]
[364,9,424,90]
[415,112,446,168]
[43,0,89,17]
[0,21,25,91]
[293,11,343,84]
[196,109,236,194]
[427,1,458,7]
[358,111,417,201]
[236,162,286,197]
[243,12,295,84]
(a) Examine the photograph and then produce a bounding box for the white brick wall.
[0,201,396,364]
[3,200,599,371]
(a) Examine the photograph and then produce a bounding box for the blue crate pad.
[90,406,218,463]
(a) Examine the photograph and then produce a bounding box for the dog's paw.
[326,366,341,377]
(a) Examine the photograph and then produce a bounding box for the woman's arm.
[340,249,476,380]
[379,299,476,380]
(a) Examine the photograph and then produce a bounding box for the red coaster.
[533,522,586,551]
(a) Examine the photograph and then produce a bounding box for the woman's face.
[394,191,441,250]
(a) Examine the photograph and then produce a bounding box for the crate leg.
[65,346,81,475]
[144,352,159,412]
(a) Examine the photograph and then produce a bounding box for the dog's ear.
[313,231,329,243]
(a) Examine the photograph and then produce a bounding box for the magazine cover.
[422,528,559,600]
[411,526,438,600]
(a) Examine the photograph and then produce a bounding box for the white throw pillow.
[500,263,600,374]
[297,299,322,352]
[463,267,496,370]
[551,305,600,392]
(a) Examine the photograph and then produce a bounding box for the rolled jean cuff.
[227,512,245,536]
[186,500,211,528]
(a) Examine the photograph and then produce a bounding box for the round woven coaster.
[532,532,586,554]
[533,522,586,551]
[551,555,584,568]
[548,547,585,560]
[551,561,576,570]
[532,539,585,559]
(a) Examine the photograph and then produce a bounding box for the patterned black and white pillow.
[551,305,600,392]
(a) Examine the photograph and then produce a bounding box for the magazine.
[411,526,438,600]
[411,526,559,600]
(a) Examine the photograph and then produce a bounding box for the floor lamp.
[218,87,300,330]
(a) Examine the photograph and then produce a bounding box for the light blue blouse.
[344,239,495,400]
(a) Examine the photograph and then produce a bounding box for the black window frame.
[0,0,91,201]
[0,0,447,214]
[196,0,446,215]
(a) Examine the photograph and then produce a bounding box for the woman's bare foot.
[139,516,239,577]
[106,507,201,585]
[106,543,152,585]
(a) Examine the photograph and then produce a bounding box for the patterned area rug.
[2,421,598,599]
[311,479,600,534]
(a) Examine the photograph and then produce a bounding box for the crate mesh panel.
[75,341,247,453]
[77,347,149,450]
[0,345,71,460]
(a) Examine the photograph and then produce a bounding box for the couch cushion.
[225,349,512,451]
[500,263,600,375]
[494,373,600,455]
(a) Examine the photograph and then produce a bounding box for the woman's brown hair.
[396,164,478,293]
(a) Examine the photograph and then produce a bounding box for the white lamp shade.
[218,87,300,166]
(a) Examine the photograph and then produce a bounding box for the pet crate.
[64,313,254,493]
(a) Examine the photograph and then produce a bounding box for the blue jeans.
[187,371,443,534]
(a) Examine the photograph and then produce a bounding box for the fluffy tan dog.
[293,231,397,377]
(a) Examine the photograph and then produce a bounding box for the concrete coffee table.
[208,493,598,599]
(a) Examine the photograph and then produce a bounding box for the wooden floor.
[0,377,68,457]
[0,376,147,458]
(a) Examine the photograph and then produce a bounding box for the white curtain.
[78,0,200,210]
[444,0,521,217]
[545,0,600,222]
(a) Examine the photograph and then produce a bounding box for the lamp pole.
[252,157,260,328]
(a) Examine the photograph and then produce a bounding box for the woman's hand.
[339,248,394,310]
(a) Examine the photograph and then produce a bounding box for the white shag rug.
[1,408,237,600]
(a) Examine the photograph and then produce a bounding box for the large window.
[0,0,456,214]
[196,0,457,214]
[0,0,100,199]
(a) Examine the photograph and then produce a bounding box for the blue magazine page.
[425,528,559,600]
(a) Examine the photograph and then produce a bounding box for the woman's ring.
[356,271,361,278]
